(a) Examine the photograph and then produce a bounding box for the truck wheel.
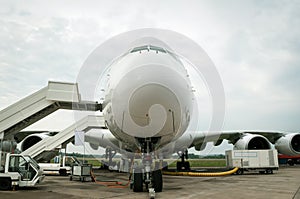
[236,169,243,175]
[59,169,67,176]
[0,178,12,191]
[287,159,294,166]
[176,162,182,171]
[266,169,273,174]
[152,170,163,192]
[133,169,143,192]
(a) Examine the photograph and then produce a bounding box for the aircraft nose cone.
[110,65,185,138]
[126,83,181,137]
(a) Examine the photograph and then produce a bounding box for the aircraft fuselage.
[103,45,194,150]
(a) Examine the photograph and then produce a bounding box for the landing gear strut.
[132,137,163,193]
[102,148,117,170]
[176,149,190,171]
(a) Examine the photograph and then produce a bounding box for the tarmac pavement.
[1,166,299,199]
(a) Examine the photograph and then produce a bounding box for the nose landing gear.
[131,137,163,193]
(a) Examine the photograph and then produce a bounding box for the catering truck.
[226,149,279,175]
[0,153,44,190]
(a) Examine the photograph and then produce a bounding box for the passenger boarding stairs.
[0,81,102,140]
[21,115,106,161]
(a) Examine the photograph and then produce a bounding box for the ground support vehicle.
[226,149,279,174]
[0,152,44,190]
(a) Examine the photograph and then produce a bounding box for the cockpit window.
[130,45,167,54]
[149,45,166,53]
[130,45,149,53]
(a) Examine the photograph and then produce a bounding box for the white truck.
[226,149,279,175]
[0,153,44,190]
[39,155,81,176]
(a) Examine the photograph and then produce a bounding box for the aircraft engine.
[275,133,300,156]
[19,132,60,162]
[20,132,51,151]
[234,134,271,150]
[89,143,99,150]
[0,140,17,152]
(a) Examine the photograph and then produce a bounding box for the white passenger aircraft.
[18,42,300,193]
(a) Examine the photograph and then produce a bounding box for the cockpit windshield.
[130,45,167,54]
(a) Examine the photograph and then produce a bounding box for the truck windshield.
[24,155,40,169]
[72,156,81,165]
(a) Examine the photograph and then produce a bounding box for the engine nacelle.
[20,132,51,151]
[0,140,17,152]
[19,132,60,162]
[89,143,99,150]
[275,133,300,156]
[234,134,271,150]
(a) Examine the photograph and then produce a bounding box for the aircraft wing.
[233,131,286,143]
[187,130,300,156]
[190,131,243,151]
[192,130,284,146]
[84,130,138,154]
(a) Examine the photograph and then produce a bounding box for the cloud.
[0,0,300,134]
[193,1,300,131]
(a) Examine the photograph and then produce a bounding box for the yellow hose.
[163,167,239,177]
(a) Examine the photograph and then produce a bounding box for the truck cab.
[0,153,44,190]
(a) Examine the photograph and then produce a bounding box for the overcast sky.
[1,1,300,153]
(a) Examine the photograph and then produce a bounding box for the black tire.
[176,162,190,171]
[176,162,182,171]
[0,178,11,191]
[184,162,191,171]
[236,169,244,175]
[266,169,273,174]
[81,177,85,182]
[259,171,265,174]
[287,159,294,166]
[133,169,143,192]
[152,170,163,192]
[59,169,67,176]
